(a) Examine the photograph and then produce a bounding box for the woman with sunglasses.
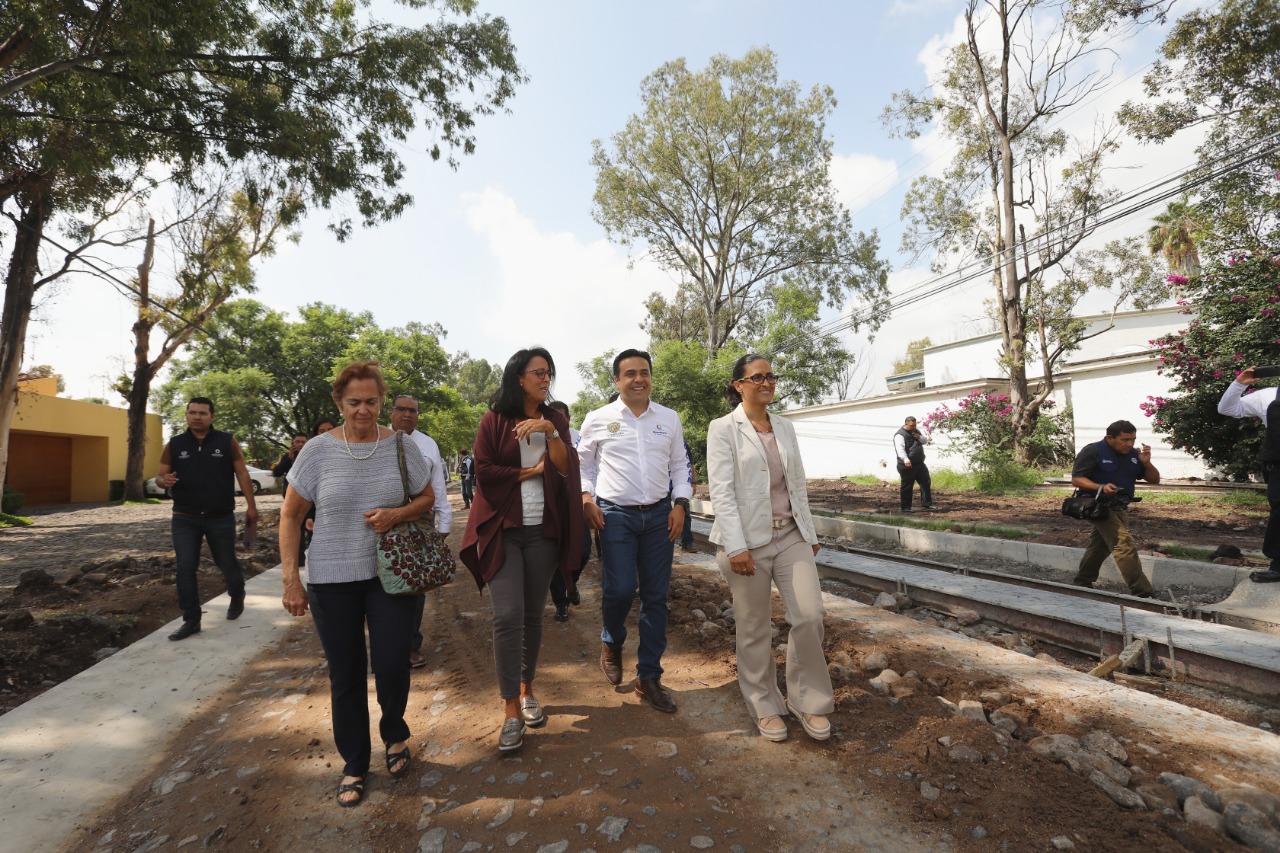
[460,347,583,753]
[706,354,834,743]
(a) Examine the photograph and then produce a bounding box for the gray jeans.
[489,525,559,699]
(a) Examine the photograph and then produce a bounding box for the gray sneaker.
[520,696,547,728]
[498,718,525,753]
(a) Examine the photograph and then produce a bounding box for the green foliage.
[1137,491,1198,505]
[451,355,503,408]
[1218,488,1269,507]
[593,47,889,361]
[1143,251,1280,477]
[973,460,1046,495]
[0,512,34,528]
[1119,0,1280,252]
[2,484,25,514]
[890,338,931,376]
[924,390,1075,474]
[927,469,981,492]
[833,510,1031,540]
[845,474,884,486]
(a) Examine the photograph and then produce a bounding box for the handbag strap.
[395,432,412,507]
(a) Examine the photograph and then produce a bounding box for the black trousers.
[550,519,592,607]
[897,460,932,510]
[1265,463,1280,571]
[308,578,417,777]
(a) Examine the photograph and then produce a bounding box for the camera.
[1254,366,1280,379]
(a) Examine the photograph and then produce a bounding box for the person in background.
[460,348,582,753]
[458,448,476,509]
[1218,366,1280,583]
[279,360,434,808]
[578,349,692,715]
[706,354,833,743]
[155,397,258,641]
[679,439,698,553]
[272,434,309,496]
[389,394,453,668]
[547,400,588,622]
[295,418,338,568]
[1070,419,1160,597]
[894,415,934,512]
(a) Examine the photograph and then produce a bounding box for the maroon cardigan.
[459,406,583,591]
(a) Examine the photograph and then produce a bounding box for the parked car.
[145,465,276,498]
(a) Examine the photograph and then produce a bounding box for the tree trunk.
[123,220,156,502]
[0,191,52,494]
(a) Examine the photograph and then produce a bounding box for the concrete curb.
[691,499,1248,590]
[0,566,294,851]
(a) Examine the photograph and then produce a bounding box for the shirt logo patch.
[212,448,224,457]
[178,450,190,459]
[606,422,621,434]
[652,424,669,437]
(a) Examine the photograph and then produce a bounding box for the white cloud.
[461,187,674,400]
[829,152,900,215]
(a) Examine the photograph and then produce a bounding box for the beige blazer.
[706,405,817,555]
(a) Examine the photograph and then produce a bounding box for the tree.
[1142,250,1280,479]
[0,0,522,491]
[1147,199,1203,277]
[883,0,1171,463]
[119,171,298,500]
[21,363,63,393]
[1118,0,1280,253]
[592,47,890,361]
[890,338,932,375]
[450,354,503,408]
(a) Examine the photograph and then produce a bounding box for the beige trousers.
[716,523,835,719]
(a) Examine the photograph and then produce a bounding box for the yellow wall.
[7,382,163,505]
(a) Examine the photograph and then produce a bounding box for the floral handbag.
[376,433,456,596]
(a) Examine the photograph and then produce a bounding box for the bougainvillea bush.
[924,390,1074,491]
[1143,249,1280,480]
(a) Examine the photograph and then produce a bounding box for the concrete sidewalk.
[0,567,294,852]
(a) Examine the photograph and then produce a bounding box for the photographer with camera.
[1217,365,1280,584]
[1069,420,1160,597]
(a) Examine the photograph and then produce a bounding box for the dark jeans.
[598,498,673,680]
[461,478,474,508]
[171,513,244,624]
[680,502,693,548]
[308,578,417,777]
[897,460,932,510]
[550,519,592,607]
[1265,463,1279,571]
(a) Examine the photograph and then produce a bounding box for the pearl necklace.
[342,425,381,460]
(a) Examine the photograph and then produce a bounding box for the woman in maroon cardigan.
[460,346,583,753]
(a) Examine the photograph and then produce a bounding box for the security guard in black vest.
[894,416,934,512]
[156,397,259,639]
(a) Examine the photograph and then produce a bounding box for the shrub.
[2,484,24,515]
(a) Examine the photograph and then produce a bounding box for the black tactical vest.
[168,428,236,516]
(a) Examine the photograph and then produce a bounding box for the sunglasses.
[523,368,554,380]
[737,372,779,386]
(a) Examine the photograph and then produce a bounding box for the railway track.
[687,512,1280,700]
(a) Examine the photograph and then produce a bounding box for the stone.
[597,816,629,843]
[949,745,984,764]
[676,766,696,783]
[417,828,448,853]
[1081,730,1129,766]
[957,700,986,723]
[873,592,900,612]
[1050,837,1075,851]
[700,622,724,638]
[535,843,570,853]
[869,669,901,694]
[654,742,678,759]
[151,770,194,796]
[1035,652,1058,664]
[690,609,707,621]
[830,650,855,668]
[971,826,988,840]
[1159,772,1222,812]
[691,837,715,849]
[1029,734,1082,762]
[989,712,1018,735]
[892,592,913,609]
[1184,797,1226,834]
[93,647,120,661]
[0,609,34,631]
[920,781,941,801]
[862,651,889,671]
[1135,784,1178,812]
[1219,787,1280,827]
[935,697,958,714]
[827,663,856,684]
[978,690,1006,705]
[1224,802,1280,853]
[419,769,444,788]
[1088,770,1145,809]
[486,800,515,829]
[1062,751,1131,788]
[936,736,953,748]
[953,607,981,626]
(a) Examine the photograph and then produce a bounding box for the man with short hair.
[156,397,259,640]
[1217,366,1280,583]
[457,448,475,509]
[1070,420,1160,596]
[271,434,308,496]
[894,415,933,512]
[391,394,452,668]
[578,349,692,714]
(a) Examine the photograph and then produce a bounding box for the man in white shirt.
[579,349,692,713]
[391,395,454,664]
[1218,366,1280,583]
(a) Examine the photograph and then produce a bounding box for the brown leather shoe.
[634,677,677,713]
[600,643,623,686]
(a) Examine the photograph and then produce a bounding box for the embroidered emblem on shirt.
[212,448,224,457]
[652,424,669,437]
[178,450,190,459]
[607,422,621,434]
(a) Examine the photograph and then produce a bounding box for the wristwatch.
[548,429,560,440]
[673,497,690,510]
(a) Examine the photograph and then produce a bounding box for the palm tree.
[1148,199,1203,278]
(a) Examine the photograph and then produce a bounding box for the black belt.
[598,497,669,512]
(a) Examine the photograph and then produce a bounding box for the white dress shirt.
[1219,381,1279,426]
[578,398,693,505]
[893,431,928,464]
[405,429,452,534]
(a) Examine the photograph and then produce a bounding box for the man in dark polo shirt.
[156,397,259,640]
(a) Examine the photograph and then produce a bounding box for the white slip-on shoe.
[785,698,832,741]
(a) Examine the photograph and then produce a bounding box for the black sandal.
[386,746,411,778]
[336,777,365,808]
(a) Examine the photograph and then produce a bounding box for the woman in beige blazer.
[706,354,834,742]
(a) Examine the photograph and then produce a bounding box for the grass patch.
[845,474,884,486]
[835,510,1032,541]
[0,512,34,528]
[1216,489,1269,507]
[111,498,163,506]
[1139,491,1199,505]
[929,469,980,491]
[1162,544,1218,563]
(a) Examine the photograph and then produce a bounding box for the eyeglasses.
[737,373,779,386]
[392,406,419,414]
[522,368,554,380]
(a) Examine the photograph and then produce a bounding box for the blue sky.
[22,0,1205,408]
